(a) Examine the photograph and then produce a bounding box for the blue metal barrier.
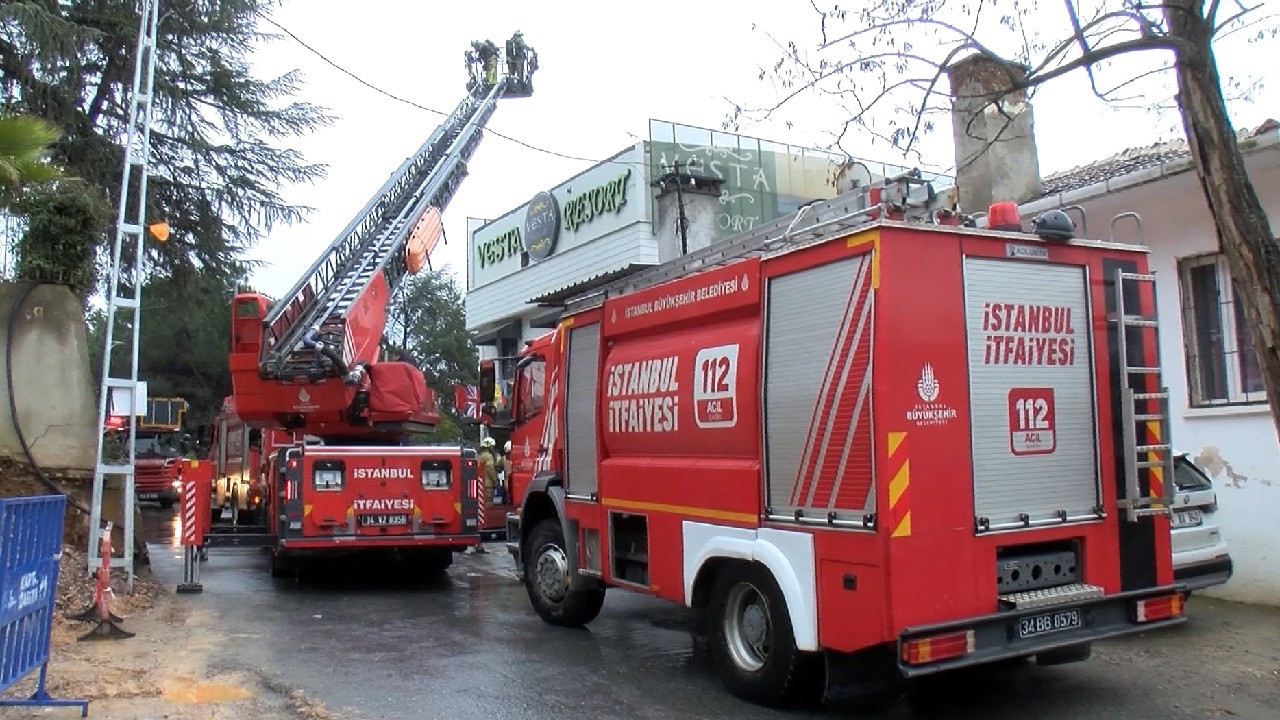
[0,494,89,716]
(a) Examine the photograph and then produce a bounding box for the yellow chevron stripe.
[887,430,906,457]
[892,511,912,538]
[846,229,882,289]
[889,460,911,507]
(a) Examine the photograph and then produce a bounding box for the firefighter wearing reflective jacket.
[477,437,505,500]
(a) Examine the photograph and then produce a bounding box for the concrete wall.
[0,281,97,475]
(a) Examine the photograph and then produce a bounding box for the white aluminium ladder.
[1112,270,1176,522]
[88,0,162,590]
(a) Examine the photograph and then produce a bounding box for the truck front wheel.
[523,517,604,627]
[710,563,823,708]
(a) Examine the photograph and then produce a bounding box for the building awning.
[470,319,522,347]
[526,264,654,306]
[528,306,565,329]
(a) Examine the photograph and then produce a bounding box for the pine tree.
[0,0,333,284]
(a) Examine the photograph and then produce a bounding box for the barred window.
[1178,252,1265,407]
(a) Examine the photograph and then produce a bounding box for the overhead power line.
[253,10,616,165]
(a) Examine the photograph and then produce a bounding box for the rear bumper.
[282,534,479,550]
[896,585,1187,678]
[1175,556,1233,591]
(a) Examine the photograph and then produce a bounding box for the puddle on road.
[161,680,254,703]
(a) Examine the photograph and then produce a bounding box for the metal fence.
[0,494,89,714]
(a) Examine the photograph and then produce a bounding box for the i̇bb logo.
[1008,387,1057,456]
[694,344,739,429]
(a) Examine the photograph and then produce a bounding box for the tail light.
[901,630,975,666]
[1133,593,1184,623]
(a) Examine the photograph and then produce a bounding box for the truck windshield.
[135,435,182,459]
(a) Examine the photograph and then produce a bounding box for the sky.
[242,0,1278,300]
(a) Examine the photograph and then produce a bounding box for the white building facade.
[464,120,931,361]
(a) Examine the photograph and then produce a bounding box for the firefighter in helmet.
[476,437,505,552]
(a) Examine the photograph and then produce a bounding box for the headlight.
[313,469,343,490]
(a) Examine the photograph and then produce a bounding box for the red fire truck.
[184,37,537,578]
[193,395,293,527]
[113,396,189,509]
[482,174,1187,706]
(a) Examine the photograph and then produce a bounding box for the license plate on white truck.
[1017,607,1082,638]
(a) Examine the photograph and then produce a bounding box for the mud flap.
[823,646,902,708]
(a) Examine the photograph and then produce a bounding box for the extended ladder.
[1113,270,1176,521]
[562,169,944,314]
[88,0,162,589]
[259,43,532,384]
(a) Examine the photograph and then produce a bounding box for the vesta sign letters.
[353,467,414,480]
[476,226,521,269]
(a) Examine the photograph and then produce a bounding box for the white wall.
[1149,230,1280,606]
[1019,147,1280,605]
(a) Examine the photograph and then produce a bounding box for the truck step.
[998,582,1105,610]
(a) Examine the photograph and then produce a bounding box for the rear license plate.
[1017,607,1082,639]
[1171,509,1203,529]
[138,492,158,500]
[357,513,410,527]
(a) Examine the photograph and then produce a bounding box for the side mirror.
[478,359,496,404]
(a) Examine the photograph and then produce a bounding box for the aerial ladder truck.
[181,36,537,580]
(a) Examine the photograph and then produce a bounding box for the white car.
[1170,453,1233,592]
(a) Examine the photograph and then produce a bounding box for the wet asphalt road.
[139,507,1279,720]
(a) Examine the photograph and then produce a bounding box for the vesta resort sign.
[474,167,634,270]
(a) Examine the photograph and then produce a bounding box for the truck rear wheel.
[710,563,823,708]
[523,517,604,627]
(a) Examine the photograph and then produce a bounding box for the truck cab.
[477,334,556,550]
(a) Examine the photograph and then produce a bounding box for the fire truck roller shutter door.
[564,323,601,498]
[763,253,876,520]
[963,257,1102,530]
[682,521,818,652]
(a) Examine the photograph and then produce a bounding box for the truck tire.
[159,497,175,509]
[710,563,823,708]
[523,517,604,627]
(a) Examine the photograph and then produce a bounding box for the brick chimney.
[946,54,1043,214]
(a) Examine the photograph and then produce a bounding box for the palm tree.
[0,113,64,204]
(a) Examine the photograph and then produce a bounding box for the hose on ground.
[6,280,90,515]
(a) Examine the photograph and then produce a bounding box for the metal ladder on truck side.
[1113,269,1176,521]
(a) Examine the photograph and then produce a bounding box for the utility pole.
[89,0,163,591]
